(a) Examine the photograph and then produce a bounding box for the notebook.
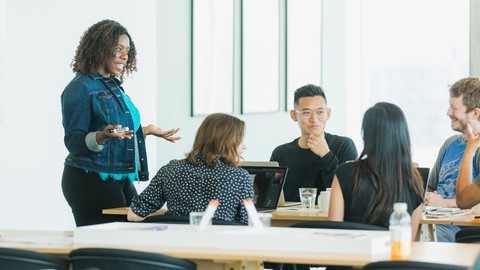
[241,166,289,212]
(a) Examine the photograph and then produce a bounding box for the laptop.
[418,167,439,212]
[240,161,300,207]
[241,165,289,212]
[239,161,279,167]
[277,190,301,207]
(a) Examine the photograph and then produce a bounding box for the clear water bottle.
[389,202,411,260]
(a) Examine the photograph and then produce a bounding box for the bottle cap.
[393,202,407,211]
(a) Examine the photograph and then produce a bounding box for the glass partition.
[242,0,280,113]
[192,0,234,116]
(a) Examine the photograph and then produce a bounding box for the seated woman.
[456,123,480,209]
[127,113,254,225]
[329,102,424,238]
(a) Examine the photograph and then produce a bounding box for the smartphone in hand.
[108,127,130,133]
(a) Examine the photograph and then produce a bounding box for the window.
[358,0,469,166]
[287,0,322,110]
[242,0,280,113]
[192,0,234,116]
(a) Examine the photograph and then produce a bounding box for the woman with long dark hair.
[329,102,424,237]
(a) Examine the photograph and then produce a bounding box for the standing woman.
[329,102,424,237]
[128,113,254,225]
[61,19,180,227]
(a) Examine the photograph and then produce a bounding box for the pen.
[470,216,480,222]
[148,225,168,231]
[197,199,219,232]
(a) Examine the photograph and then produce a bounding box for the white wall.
[5,0,476,230]
[3,0,476,231]
[0,0,158,230]
[472,0,480,77]
[1,0,337,230]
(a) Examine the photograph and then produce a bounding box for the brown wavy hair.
[70,19,137,83]
[187,113,245,167]
[449,77,480,113]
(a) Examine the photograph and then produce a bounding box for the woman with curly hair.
[61,19,181,227]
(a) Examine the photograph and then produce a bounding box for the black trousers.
[62,165,138,227]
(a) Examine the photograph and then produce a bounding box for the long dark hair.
[353,102,423,225]
[71,19,137,83]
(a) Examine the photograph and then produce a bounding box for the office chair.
[0,247,69,270]
[143,215,190,224]
[290,220,387,231]
[143,214,245,225]
[70,248,196,270]
[265,221,387,270]
[456,226,480,243]
[361,260,467,270]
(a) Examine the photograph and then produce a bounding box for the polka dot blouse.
[130,156,254,225]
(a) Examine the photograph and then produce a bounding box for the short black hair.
[293,84,327,108]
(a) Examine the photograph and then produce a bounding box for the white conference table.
[0,224,478,270]
[102,206,329,227]
[419,210,480,241]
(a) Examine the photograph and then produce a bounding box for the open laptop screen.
[417,167,433,211]
[241,166,288,212]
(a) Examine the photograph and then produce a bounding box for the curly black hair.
[71,19,137,83]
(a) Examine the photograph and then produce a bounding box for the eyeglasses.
[295,109,328,119]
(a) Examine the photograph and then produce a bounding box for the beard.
[451,118,468,133]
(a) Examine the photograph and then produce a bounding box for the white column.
[471,0,480,76]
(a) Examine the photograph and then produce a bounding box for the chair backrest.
[290,220,387,231]
[143,214,245,226]
[361,260,467,270]
[143,215,190,224]
[456,226,480,243]
[70,248,196,270]
[0,247,69,270]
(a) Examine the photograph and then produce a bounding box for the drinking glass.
[299,188,317,209]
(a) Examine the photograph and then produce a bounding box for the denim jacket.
[61,73,149,180]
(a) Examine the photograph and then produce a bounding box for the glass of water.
[299,188,317,210]
[189,211,211,226]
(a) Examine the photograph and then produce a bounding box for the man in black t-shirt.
[270,84,358,202]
